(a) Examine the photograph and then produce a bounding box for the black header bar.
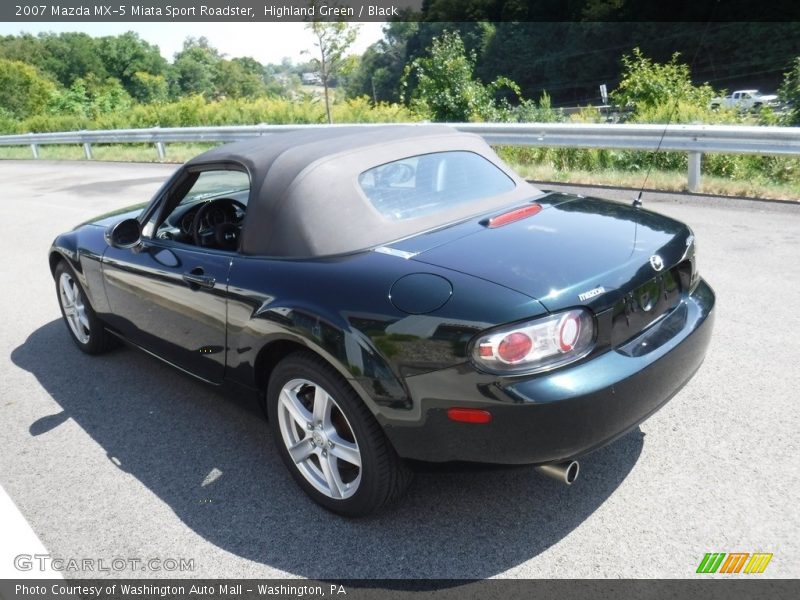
[3,0,800,22]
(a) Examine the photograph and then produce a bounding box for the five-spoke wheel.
[267,352,411,516]
[54,261,113,354]
[58,270,90,344]
[277,378,363,500]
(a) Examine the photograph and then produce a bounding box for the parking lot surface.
[0,160,798,578]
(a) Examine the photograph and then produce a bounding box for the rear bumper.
[383,279,715,464]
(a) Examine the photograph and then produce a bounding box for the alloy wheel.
[276,378,362,500]
[59,272,90,344]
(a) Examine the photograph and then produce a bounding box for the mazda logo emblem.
[650,255,664,272]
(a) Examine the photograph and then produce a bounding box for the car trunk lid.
[403,193,692,313]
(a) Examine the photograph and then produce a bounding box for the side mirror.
[106,218,142,249]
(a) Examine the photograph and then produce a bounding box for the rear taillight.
[683,231,700,290]
[558,313,581,351]
[471,308,595,375]
[496,332,533,363]
[689,236,700,288]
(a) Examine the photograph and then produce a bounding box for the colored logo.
[696,552,773,574]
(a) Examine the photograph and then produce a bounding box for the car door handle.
[182,270,215,289]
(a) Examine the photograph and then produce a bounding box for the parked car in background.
[49,125,715,516]
[710,89,780,111]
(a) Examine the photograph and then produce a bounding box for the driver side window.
[154,169,250,251]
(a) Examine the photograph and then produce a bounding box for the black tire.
[266,351,412,517]
[54,261,115,355]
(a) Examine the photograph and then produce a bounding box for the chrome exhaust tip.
[535,460,580,485]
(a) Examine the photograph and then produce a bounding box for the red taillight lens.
[497,332,532,363]
[447,408,492,424]
[478,343,494,357]
[558,314,581,351]
[471,308,595,375]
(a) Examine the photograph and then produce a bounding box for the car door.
[101,166,250,383]
[102,243,231,382]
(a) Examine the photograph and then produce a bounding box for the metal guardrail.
[2,122,800,192]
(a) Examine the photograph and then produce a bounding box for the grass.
[510,162,800,201]
[1,142,797,201]
[0,142,218,163]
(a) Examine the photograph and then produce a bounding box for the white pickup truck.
[710,89,780,111]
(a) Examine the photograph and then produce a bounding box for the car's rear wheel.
[54,261,113,355]
[267,352,411,517]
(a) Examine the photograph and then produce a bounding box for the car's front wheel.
[54,261,113,355]
[267,352,411,517]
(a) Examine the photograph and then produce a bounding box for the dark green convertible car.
[49,125,715,516]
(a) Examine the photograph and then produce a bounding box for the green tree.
[305,17,360,123]
[346,21,418,103]
[173,37,221,97]
[48,74,132,118]
[262,60,301,97]
[779,57,800,125]
[345,22,469,103]
[513,92,562,123]
[214,59,267,99]
[82,75,133,116]
[97,31,167,96]
[231,56,265,79]
[39,32,107,87]
[611,47,715,113]
[401,30,518,122]
[0,33,51,71]
[130,71,169,104]
[0,59,56,118]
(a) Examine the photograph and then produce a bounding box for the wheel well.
[254,339,311,393]
[254,339,387,428]
[49,252,65,276]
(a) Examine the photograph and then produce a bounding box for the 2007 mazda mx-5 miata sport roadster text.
[50,126,714,516]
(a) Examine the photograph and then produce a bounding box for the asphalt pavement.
[0,160,798,579]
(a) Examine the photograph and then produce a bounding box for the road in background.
[1,161,798,579]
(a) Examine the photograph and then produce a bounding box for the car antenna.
[632,8,718,208]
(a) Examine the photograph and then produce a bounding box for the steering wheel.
[192,197,247,250]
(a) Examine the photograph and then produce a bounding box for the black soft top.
[186,125,540,257]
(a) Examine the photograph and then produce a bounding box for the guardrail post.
[688,151,702,193]
[83,142,93,160]
[155,142,166,160]
[30,144,39,159]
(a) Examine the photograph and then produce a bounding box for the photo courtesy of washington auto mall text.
[13,583,349,598]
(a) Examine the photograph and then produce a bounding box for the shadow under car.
[11,319,644,578]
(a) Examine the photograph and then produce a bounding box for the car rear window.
[358,151,516,221]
